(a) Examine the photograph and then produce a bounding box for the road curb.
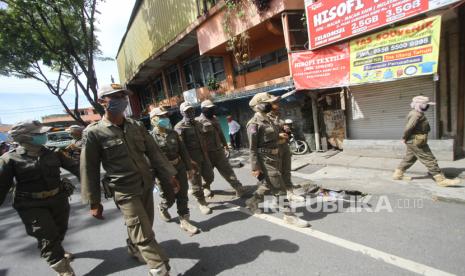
[292,170,465,206]
[293,161,465,179]
[432,195,465,205]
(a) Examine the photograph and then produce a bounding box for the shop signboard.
[290,43,351,90]
[349,15,441,84]
[291,16,441,89]
[305,0,458,49]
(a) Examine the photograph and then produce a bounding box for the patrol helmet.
[150,107,169,118]
[9,120,51,137]
[66,125,83,132]
[180,102,194,112]
[249,92,280,107]
[98,83,133,99]
[411,95,436,105]
[201,99,215,109]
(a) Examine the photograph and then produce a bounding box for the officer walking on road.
[150,107,199,235]
[0,120,80,276]
[268,102,305,203]
[196,100,246,198]
[393,96,461,187]
[80,84,179,276]
[245,93,309,228]
[174,102,213,215]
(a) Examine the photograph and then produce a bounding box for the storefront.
[347,76,437,140]
[289,0,465,159]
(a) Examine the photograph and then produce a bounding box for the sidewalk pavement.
[290,151,465,204]
[291,151,465,178]
[228,148,465,203]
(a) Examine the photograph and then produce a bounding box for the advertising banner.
[183,88,199,105]
[305,0,458,49]
[291,16,441,89]
[349,16,441,84]
[290,43,350,90]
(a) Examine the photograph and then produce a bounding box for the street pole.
[311,93,321,151]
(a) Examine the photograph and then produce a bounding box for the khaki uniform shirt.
[196,114,227,152]
[80,118,176,205]
[268,112,288,144]
[151,128,193,170]
[0,146,79,205]
[402,110,431,141]
[247,112,280,172]
[174,119,209,162]
[67,138,83,160]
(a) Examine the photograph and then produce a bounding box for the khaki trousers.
[205,149,242,190]
[398,142,441,175]
[115,188,168,269]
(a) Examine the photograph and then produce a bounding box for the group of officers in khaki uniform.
[0,84,461,276]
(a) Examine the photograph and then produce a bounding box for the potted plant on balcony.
[207,75,221,98]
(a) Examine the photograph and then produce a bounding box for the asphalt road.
[1,164,465,276]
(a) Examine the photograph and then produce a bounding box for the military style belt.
[258,148,279,155]
[169,157,181,166]
[15,187,60,199]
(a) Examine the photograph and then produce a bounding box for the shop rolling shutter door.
[348,76,436,139]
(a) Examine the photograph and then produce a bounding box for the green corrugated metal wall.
[116,0,199,84]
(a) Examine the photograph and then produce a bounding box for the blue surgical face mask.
[158,117,172,129]
[107,97,128,114]
[30,134,48,145]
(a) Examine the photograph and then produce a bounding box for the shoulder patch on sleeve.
[84,121,98,131]
[174,123,183,135]
[247,124,258,134]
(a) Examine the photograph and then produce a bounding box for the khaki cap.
[180,102,194,112]
[249,92,280,107]
[67,125,83,131]
[150,107,169,118]
[201,99,215,109]
[98,83,133,99]
[8,120,51,137]
[412,95,436,105]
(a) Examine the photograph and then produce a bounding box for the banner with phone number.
[291,16,441,89]
[306,0,458,50]
[349,15,441,84]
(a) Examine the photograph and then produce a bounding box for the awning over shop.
[129,33,198,85]
[213,81,294,104]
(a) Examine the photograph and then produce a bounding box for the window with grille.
[167,65,182,96]
[183,54,226,89]
[234,47,289,74]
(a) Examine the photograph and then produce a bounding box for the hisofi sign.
[305,0,461,49]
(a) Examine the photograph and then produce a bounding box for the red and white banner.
[290,43,350,90]
[305,0,460,50]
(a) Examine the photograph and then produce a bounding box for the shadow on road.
[0,196,122,259]
[66,203,121,236]
[74,247,143,276]
[161,235,299,276]
[195,210,249,232]
[442,167,465,178]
